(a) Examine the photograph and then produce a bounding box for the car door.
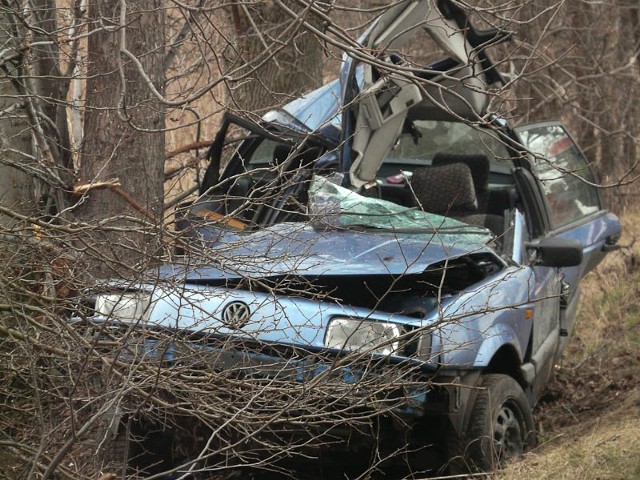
[516,123,621,285]
[507,206,563,401]
[185,113,336,235]
[516,122,621,356]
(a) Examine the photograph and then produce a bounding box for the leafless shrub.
[0,1,636,479]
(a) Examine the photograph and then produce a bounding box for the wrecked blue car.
[83,0,621,475]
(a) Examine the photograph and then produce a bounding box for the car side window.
[244,138,279,169]
[517,124,601,229]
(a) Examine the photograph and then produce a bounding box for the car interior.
[185,115,523,245]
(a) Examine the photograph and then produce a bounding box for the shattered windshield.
[308,176,492,245]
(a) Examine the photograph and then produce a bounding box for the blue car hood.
[162,223,491,281]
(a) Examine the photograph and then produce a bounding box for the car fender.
[437,310,530,369]
[435,266,534,368]
[473,322,525,368]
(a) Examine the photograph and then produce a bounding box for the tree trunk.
[31,0,73,175]
[79,0,165,276]
[226,0,324,114]
[0,7,36,221]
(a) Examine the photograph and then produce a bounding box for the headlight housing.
[94,291,152,323]
[325,317,402,356]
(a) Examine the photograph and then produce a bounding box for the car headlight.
[325,317,402,356]
[94,291,152,323]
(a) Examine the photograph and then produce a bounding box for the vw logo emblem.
[221,301,251,329]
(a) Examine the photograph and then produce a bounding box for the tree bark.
[226,0,324,114]
[78,0,165,276]
[31,0,73,174]
[0,4,38,220]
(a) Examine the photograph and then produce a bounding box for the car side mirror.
[526,238,583,268]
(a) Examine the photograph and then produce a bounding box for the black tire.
[452,374,536,473]
[97,419,133,476]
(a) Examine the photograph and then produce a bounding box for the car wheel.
[452,374,536,472]
[97,420,132,476]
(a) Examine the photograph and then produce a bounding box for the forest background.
[1,0,640,478]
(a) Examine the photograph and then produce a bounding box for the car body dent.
[82,2,623,467]
[150,229,504,356]
[137,256,535,392]
[435,265,533,368]
[162,223,491,279]
[107,282,441,371]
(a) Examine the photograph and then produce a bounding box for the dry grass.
[498,397,640,480]
[494,206,640,480]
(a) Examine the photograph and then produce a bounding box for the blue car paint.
[151,235,531,370]
[161,223,489,280]
[141,199,619,420]
[144,282,414,350]
[113,254,535,421]
[436,265,534,368]
[555,211,621,289]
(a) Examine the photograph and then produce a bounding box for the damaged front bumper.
[76,319,451,420]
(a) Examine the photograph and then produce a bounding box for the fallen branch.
[73,180,157,222]
[165,140,212,159]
